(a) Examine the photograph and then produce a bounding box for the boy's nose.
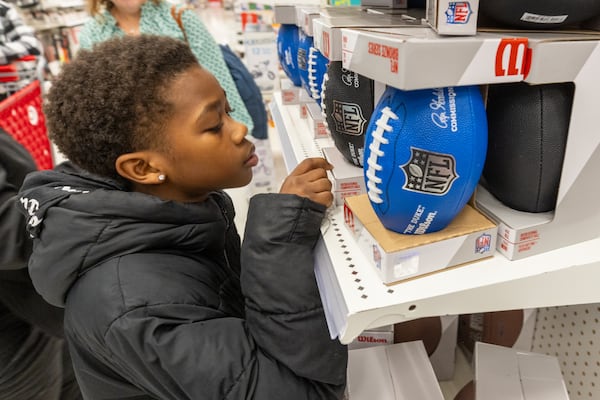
[232,119,249,142]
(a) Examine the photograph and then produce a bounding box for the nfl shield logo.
[475,233,492,254]
[332,100,367,136]
[445,1,472,24]
[401,147,458,195]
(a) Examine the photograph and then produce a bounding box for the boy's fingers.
[290,158,333,176]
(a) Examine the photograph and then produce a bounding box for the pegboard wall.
[533,304,600,399]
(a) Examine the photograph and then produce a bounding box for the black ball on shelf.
[482,82,574,213]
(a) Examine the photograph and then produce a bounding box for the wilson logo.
[495,38,531,78]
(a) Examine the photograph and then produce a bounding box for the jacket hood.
[18,162,231,307]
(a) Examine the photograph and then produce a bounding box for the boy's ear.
[115,152,164,184]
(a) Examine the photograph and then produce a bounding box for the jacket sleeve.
[241,194,348,397]
[99,194,346,400]
[0,3,42,65]
[180,9,254,134]
[0,130,36,269]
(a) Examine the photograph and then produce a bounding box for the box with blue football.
[343,194,497,285]
[340,26,600,260]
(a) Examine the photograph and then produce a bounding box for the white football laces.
[366,106,398,204]
[320,72,331,134]
[308,47,322,100]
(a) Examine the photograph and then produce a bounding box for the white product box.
[475,342,569,400]
[474,32,600,260]
[298,90,314,119]
[426,0,479,36]
[341,27,531,89]
[273,3,321,25]
[322,147,366,207]
[429,315,458,381]
[340,28,600,260]
[347,341,444,400]
[297,6,321,36]
[394,315,459,381]
[280,77,300,105]
[313,13,424,61]
[305,102,329,139]
[348,328,394,350]
[361,0,408,8]
[343,194,496,285]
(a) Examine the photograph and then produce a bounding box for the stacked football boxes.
[339,25,600,261]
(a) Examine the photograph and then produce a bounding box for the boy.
[18,35,347,399]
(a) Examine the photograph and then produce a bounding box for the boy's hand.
[280,158,334,208]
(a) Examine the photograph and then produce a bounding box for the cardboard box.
[305,102,329,139]
[280,77,300,104]
[474,32,600,260]
[297,6,322,36]
[273,3,321,25]
[361,0,408,8]
[475,342,569,400]
[298,90,314,119]
[394,315,459,381]
[348,328,394,350]
[347,341,445,400]
[426,0,479,36]
[340,28,600,260]
[341,27,530,90]
[313,13,425,61]
[343,194,496,284]
[322,147,366,207]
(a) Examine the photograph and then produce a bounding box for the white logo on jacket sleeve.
[20,197,43,229]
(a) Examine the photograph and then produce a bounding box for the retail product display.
[276,24,301,86]
[482,82,573,213]
[362,85,487,234]
[479,0,600,29]
[307,45,329,103]
[321,61,376,167]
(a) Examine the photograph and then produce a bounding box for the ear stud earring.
[158,174,166,182]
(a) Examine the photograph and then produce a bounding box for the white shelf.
[270,91,600,345]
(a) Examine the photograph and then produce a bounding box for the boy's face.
[151,66,257,203]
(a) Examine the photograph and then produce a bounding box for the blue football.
[307,46,329,104]
[363,85,488,234]
[297,30,314,95]
[277,24,301,86]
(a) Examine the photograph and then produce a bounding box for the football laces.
[320,72,331,134]
[308,47,321,100]
[366,106,398,204]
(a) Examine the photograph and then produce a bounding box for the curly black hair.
[45,35,199,182]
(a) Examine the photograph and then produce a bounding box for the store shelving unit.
[270,92,600,345]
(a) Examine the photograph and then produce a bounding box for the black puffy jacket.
[18,163,347,399]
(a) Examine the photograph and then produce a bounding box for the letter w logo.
[495,38,531,79]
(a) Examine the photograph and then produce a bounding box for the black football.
[479,0,600,29]
[482,82,574,213]
[321,61,375,167]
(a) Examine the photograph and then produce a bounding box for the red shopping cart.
[0,56,53,170]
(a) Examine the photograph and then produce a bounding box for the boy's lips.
[245,145,258,167]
